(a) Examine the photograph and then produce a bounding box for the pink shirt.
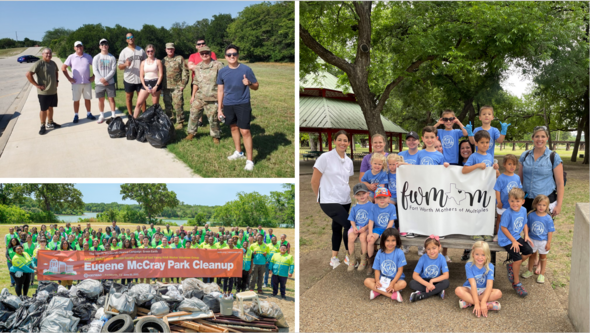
[64,53,93,84]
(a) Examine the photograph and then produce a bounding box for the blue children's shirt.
[347,201,374,228]
[463,262,495,288]
[399,150,419,165]
[373,247,407,279]
[473,127,501,157]
[438,129,464,164]
[527,211,555,241]
[360,170,388,192]
[417,150,444,166]
[387,172,397,201]
[414,253,449,279]
[494,174,522,209]
[370,203,397,229]
[497,207,528,247]
[464,151,494,168]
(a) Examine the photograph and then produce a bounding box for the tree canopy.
[120,184,180,221]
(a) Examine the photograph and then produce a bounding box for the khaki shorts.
[72,83,92,101]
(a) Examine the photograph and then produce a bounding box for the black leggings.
[320,203,352,252]
[10,272,31,297]
[238,270,250,292]
[409,278,449,298]
[220,277,235,293]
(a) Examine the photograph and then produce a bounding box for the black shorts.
[124,81,142,93]
[141,79,162,92]
[224,102,252,130]
[38,94,58,111]
[503,237,533,262]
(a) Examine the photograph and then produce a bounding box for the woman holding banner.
[9,245,34,296]
[311,130,354,269]
[519,126,564,215]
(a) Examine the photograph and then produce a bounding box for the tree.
[187,212,208,226]
[0,184,26,206]
[269,184,295,226]
[21,184,84,212]
[120,184,179,221]
[42,27,73,46]
[207,14,234,52]
[213,192,270,227]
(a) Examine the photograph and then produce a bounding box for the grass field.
[0,47,28,58]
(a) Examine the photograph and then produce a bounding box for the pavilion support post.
[368,134,372,153]
[328,131,333,151]
[398,133,403,152]
[319,132,323,152]
[350,133,354,160]
[526,143,529,150]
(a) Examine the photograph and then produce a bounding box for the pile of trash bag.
[108,104,175,148]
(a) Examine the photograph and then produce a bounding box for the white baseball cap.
[99,39,108,45]
[74,41,83,47]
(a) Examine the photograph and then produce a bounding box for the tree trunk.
[543,102,552,149]
[309,134,317,151]
[456,98,475,124]
[571,115,585,162]
[584,121,589,165]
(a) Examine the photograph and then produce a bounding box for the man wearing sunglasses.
[216,44,259,171]
[62,41,96,124]
[26,48,60,135]
[162,43,189,129]
[118,32,147,116]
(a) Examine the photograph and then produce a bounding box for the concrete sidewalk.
[0,57,197,178]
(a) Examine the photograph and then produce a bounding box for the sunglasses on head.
[225,52,238,57]
[442,117,455,122]
[534,125,547,131]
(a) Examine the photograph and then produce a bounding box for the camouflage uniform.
[188,60,224,138]
[162,55,189,123]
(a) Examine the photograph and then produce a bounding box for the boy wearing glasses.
[217,44,259,171]
[93,39,117,124]
[118,32,147,115]
[434,109,468,165]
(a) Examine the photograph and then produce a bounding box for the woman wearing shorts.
[133,44,162,119]
[311,130,354,269]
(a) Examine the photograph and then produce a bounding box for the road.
[0,47,41,114]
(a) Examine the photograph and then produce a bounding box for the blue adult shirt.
[494,174,522,209]
[463,262,495,288]
[497,207,528,247]
[360,170,388,193]
[347,201,374,228]
[414,253,449,279]
[387,172,397,201]
[417,150,444,166]
[519,147,563,199]
[372,248,407,279]
[370,204,397,229]
[399,150,419,165]
[464,151,494,168]
[473,127,501,157]
[527,212,555,241]
[438,129,464,164]
[216,64,258,106]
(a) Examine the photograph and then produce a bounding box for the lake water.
[56,212,188,225]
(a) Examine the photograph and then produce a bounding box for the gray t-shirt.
[93,53,117,86]
[117,46,146,84]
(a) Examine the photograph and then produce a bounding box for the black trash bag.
[96,296,106,307]
[135,121,149,142]
[125,117,138,140]
[137,104,158,122]
[37,281,58,294]
[78,324,90,333]
[146,122,170,148]
[13,300,47,333]
[0,310,14,326]
[109,282,128,295]
[108,116,126,138]
[1,304,29,331]
[56,288,70,298]
[101,280,114,295]
[155,106,175,141]
[202,294,220,313]
[184,289,204,300]
[71,296,97,325]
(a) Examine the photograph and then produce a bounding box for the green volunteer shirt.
[23,242,37,257]
[249,243,269,266]
[30,59,59,95]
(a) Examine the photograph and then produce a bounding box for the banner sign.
[37,248,243,281]
[396,165,496,236]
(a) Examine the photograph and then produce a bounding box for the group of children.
[345,106,555,311]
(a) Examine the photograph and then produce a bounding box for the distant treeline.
[0,38,40,49]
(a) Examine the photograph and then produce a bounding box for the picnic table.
[302,150,324,160]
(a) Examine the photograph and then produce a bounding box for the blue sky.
[0,1,261,41]
[74,183,290,206]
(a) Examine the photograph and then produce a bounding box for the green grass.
[0,47,28,58]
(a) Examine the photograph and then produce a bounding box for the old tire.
[134,317,170,333]
[102,314,134,333]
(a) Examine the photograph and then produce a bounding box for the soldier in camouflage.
[162,43,189,130]
[186,46,224,143]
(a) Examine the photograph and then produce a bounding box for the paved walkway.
[300,249,574,332]
[0,56,197,178]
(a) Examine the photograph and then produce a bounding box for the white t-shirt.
[118,46,146,84]
[314,149,354,205]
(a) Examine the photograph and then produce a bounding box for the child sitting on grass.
[347,183,374,272]
[521,194,554,284]
[364,228,406,302]
[409,235,449,302]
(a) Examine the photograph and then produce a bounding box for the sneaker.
[537,274,545,284]
[405,233,415,238]
[87,113,96,120]
[392,291,403,303]
[493,235,498,242]
[487,301,501,311]
[228,151,246,160]
[39,125,47,135]
[417,247,425,256]
[369,290,380,300]
[506,262,514,284]
[97,115,105,124]
[440,290,445,300]
[244,160,254,171]
[48,121,61,128]
[409,291,424,303]
[459,299,472,309]
[445,255,452,263]
[45,122,54,129]
[472,235,484,241]
[262,284,267,288]
[73,114,79,123]
[344,255,350,266]
[484,235,493,242]
[521,270,534,279]
[401,245,408,254]
[512,282,528,297]
[400,232,408,237]
[281,295,286,299]
[330,257,340,269]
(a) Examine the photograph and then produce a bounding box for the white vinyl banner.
[396,165,496,236]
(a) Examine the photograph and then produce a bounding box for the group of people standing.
[26,33,259,171]
[5,222,293,299]
[312,106,564,309]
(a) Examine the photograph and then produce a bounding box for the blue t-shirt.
[387,172,397,200]
[519,148,563,199]
[473,127,501,157]
[527,212,555,241]
[216,64,257,106]
[463,262,495,288]
[438,129,464,164]
[347,201,374,228]
[399,150,419,165]
[497,207,528,247]
[370,204,397,229]
[464,151,494,168]
[360,170,388,191]
[417,150,444,166]
[414,253,449,279]
[494,174,522,209]
[373,248,407,279]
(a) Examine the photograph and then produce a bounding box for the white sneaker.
[445,255,452,262]
[228,151,246,160]
[330,257,340,269]
[244,160,254,171]
[417,247,425,256]
[98,115,105,124]
[344,255,350,266]
[393,291,403,303]
[369,290,379,300]
[401,245,408,254]
[262,284,267,288]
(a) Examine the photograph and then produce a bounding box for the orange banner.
[37,248,243,280]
